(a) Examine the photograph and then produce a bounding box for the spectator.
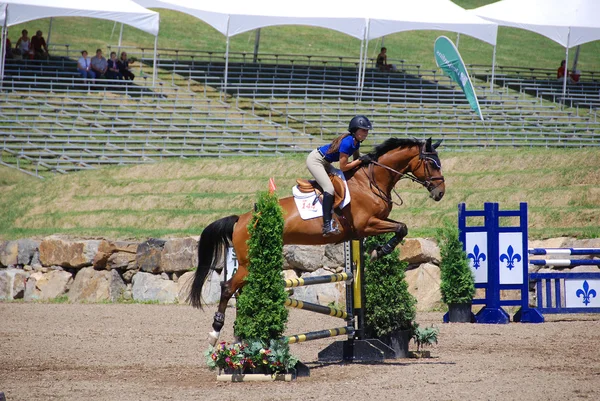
[31,30,49,60]
[376,47,397,72]
[118,51,135,81]
[570,69,581,84]
[557,60,580,84]
[106,51,122,81]
[90,48,108,79]
[4,37,13,60]
[77,50,96,81]
[15,29,32,59]
[557,60,566,80]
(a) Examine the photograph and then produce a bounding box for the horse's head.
[411,138,445,201]
[372,137,445,201]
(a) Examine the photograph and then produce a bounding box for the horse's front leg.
[208,265,248,346]
[363,217,408,260]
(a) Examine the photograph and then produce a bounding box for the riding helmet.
[348,115,372,134]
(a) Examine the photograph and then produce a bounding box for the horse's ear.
[433,139,443,149]
[425,137,433,152]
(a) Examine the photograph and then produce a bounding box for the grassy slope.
[1,147,598,241]
[6,1,600,73]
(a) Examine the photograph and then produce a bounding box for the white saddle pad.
[292,168,351,220]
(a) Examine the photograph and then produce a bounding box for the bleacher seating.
[1,54,599,178]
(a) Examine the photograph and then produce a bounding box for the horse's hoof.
[208,330,220,347]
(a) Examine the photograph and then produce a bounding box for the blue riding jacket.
[318,135,360,163]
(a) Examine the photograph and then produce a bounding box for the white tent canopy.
[138,0,496,43]
[368,0,497,45]
[0,0,159,84]
[136,0,497,92]
[0,0,159,35]
[139,0,364,39]
[473,0,600,104]
[473,0,600,48]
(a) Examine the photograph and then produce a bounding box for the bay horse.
[189,137,445,345]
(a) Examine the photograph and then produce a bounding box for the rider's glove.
[358,154,373,165]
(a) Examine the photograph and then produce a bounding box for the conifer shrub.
[436,221,475,304]
[233,192,288,343]
[364,234,416,337]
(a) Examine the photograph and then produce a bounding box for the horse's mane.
[371,138,422,160]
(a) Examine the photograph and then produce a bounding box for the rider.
[306,115,373,237]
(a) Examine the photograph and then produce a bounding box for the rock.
[39,236,102,269]
[570,265,600,273]
[160,237,198,273]
[17,239,40,266]
[405,263,442,311]
[122,269,138,283]
[323,244,345,271]
[68,267,125,302]
[107,252,136,270]
[284,245,327,273]
[24,270,73,301]
[136,239,166,274]
[113,241,139,253]
[122,284,133,301]
[132,272,177,303]
[398,238,440,266]
[285,268,346,306]
[0,268,30,300]
[177,270,230,306]
[93,240,117,269]
[529,237,573,250]
[0,241,18,267]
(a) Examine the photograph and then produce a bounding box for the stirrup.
[322,221,340,237]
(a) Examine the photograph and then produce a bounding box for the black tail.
[188,215,239,309]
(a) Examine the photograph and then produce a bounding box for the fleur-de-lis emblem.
[499,245,521,270]
[467,244,486,269]
[576,280,597,306]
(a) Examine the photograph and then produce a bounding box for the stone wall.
[1,236,598,311]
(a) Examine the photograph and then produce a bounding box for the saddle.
[296,173,346,209]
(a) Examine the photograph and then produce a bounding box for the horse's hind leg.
[208,264,248,346]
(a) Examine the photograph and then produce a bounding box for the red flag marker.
[268,177,277,194]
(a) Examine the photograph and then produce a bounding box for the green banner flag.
[434,36,483,121]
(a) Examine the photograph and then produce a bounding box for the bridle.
[363,144,445,208]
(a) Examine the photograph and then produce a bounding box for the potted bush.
[411,323,439,358]
[205,191,299,381]
[436,221,475,323]
[364,234,416,358]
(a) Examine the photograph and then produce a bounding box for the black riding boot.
[322,193,340,237]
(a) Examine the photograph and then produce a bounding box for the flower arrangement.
[205,339,299,375]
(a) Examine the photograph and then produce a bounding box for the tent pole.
[490,44,497,92]
[360,19,371,100]
[118,23,124,54]
[456,33,460,48]
[152,34,157,87]
[562,28,570,108]
[253,28,260,63]
[357,25,365,98]
[0,7,7,82]
[47,17,53,46]
[223,16,230,96]
[571,45,580,73]
[0,26,4,82]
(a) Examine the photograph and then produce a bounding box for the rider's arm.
[339,152,362,171]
